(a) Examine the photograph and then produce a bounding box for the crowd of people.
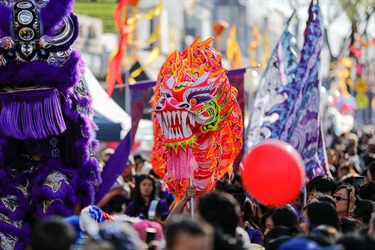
[26,128,375,250]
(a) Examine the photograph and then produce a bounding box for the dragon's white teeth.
[188,113,196,126]
[163,113,169,126]
[156,114,162,124]
[163,126,168,138]
[176,111,181,122]
[182,123,189,137]
[187,126,192,135]
[182,112,187,125]
[172,111,176,125]
[177,128,183,139]
[174,128,179,139]
[171,129,175,139]
[167,112,172,126]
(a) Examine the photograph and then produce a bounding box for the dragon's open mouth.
[156,111,197,140]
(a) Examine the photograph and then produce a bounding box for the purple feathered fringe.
[0,89,66,140]
[0,1,100,247]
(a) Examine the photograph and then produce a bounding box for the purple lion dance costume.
[0,0,100,248]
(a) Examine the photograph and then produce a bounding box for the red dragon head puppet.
[150,37,243,202]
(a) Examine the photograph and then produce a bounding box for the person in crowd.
[266,236,292,250]
[359,181,375,201]
[300,201,341,233]
[368,210,375,236]
[29,217,76,250]
[134,153,152,176]
[289,192,304,219]
[165,216,213,250]
[197,191,247,250]
[327,145,345,178]
[166,185,196,221]
[336,233,375,250]
[260,208,275,236]
[357,130,373,156]
[85,221,142,250]
[340,217,365,233]
[99,148,115,171]
[306,175,336,202]
[333,184,355,218]
[310,225,341,246]
[232,174,243,186]
[96,157,135,212]
[263,226,300,249]
[337,161,361,181]
[125,175,170,227]
[360,138,375,168]
[350,196,375,225]
[218,183,263,245]
[309,193,336,207]
[271,206,302,232]
[366,161,375,182]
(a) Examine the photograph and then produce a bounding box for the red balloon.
[241,139,305,207]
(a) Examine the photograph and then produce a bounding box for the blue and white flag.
[246,1,330,179]
[245,15,299,150]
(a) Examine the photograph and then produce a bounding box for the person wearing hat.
[99,148,115,171]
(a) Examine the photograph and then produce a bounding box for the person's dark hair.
[336,233,375,250]
[340,217,365,233]
[232,174,242,185]
[218,183,246,209]
[197,191,240,237]
[242,199,260,230]
[263,226,302,248]
[368,161,375,179]
[97,221,141,250]
[30,217,75,250]
[305,201,341,232]
[217,183,260,229]
[310,225,340,245]
[260,208,275,233]
[267,236,292,250]
[352,197,375,224]
[165,216,211,250]
[359,181,375,202]
[311,193,335,207]
[271,206,300,229]
[306,175,337,195]
[133,154,146,165]
[106,195,127,214]
[133,175,156,216]
[215,172,230,190]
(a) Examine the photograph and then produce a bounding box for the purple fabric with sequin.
[0,1,100,249]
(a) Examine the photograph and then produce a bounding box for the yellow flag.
[261,31,270,68]
[249,26,259,66]
[129,45,161,84]
[127,1,163,82]
[127,2,162,25]
[226,25,242,68]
